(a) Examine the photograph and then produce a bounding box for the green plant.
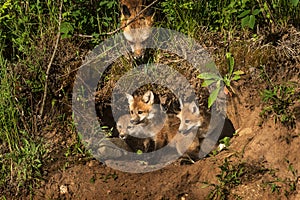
[219,136,231,148]
[238,7,261,29]
[65,132,85,158]
[198,53,244,108]
[202,158,245,200]
[203,158,269,199]
[100,172,118,183]
[64,116,89,158]
[11,137,45,189]
[0,56,46,195]
[260,83,296,127]
[265,159,299,197]
[160,0,300,33]
[210,137,232,156]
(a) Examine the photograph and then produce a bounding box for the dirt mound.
[33,79,300,200]
[27,26,300,200]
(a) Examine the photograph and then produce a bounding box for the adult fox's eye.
[130,110,134,114]
[138,111,143,114]
[122,5,131,17]
[128,126,132,129]
[185,120,190,123]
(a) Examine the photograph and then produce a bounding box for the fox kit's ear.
[125,93,134,105]
[143,91,154,105]
[189,101,200,115]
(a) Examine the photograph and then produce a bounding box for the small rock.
[88,160,98,167]
[59,185,68,194]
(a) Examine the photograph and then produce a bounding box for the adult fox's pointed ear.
[179,98,183,109]
[121,4,131,18]
[125,93,134,104]
[143,91,154,105]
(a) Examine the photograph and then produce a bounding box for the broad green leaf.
[241,15,250,28]
[232,75,241,81]
[208,87,220,108]
[60,22,74,38]
[249,15,256,29]
[216,80,221,88]
[238,10,251,18]
[233,70,245,75]
[291,0,299,6]
[226,53,234,75]
[100,1,109,6]
[253,9,261,16]
[197,73,222,81]
[201,79,216,87]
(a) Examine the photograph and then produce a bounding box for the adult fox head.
[120,0,155,58]
[177,100,204,135]
[125,90,155,125]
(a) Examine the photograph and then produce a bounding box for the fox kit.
[126,91,179,150]
[177,100,205,135]
[177,100,235,158]
[120,0,155,58]
[175,100,205,160]
[116,114,152,152]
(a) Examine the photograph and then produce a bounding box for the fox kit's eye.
[128,126,132,129]
[122,5,131,17]
[185,120,190,123]
[138,110,143,114]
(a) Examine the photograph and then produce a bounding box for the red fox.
[177,100,235,157]
[125,91,199,161]
[120,0,155,58]
[126,91,178,151]
[177,100,205,135]
[116,114,152,152]
[175,100,205,161]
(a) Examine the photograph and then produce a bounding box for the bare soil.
[33,90,300,200]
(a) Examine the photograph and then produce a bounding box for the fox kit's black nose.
[119,134,127,140]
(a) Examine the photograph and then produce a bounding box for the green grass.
[0,55,45,196]
[202,158,246,200]
[203,157,269,200]
[260,65,297,127]
[260,83,296,127]
[264,159,299,198]
[160,0,300,33]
